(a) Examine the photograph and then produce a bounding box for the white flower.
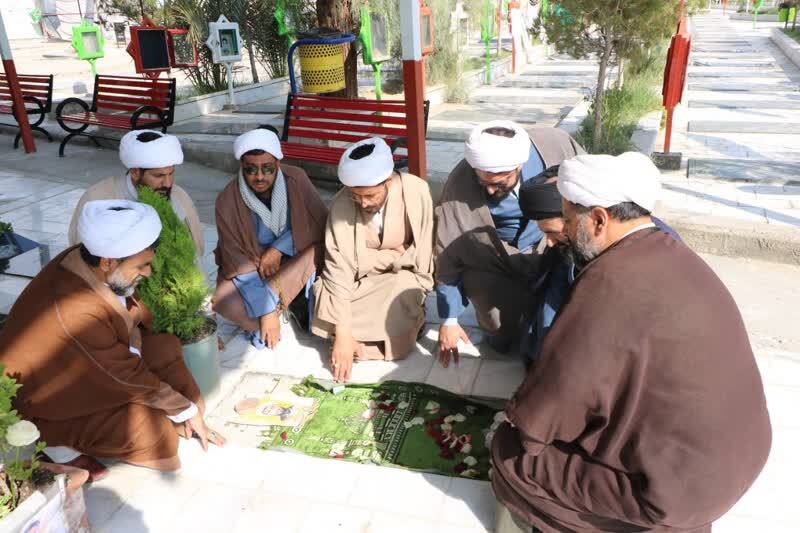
[460,468,479,478]
[493,411,507,423]
[367,400,377,409]
[444,415,456,423]
[411,417,424,425]
[453,414,466,422]
[441,423,453,431]
[5,420,40,447]
[398,401,409,409]
[464,456,478,466]
[461,443,472,454]
[425,401,440,412]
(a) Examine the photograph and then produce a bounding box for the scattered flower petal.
[464,456,478,466]
[454,463,467,473]
[444,415,456,424]
[398,401,409,409]
[425,401,440,412]
[461,443,472,454]
[453,414,466,422]
[460,468,479,478]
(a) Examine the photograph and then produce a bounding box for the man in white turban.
[312,137,434,382]
[67,130,205,260]
[435,121,584,366]
[0,200,225,481]
[212,127,327,350]
[491,152,770,533]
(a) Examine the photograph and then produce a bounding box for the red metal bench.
[0,73,54,148]
[279,93,430,170]
[55,74,176,157]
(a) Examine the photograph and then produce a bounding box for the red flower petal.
[454,463,467,473]
[280,431,287,441]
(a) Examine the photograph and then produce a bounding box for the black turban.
[519,165,563,221]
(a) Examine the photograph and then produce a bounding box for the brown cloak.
[214,164,328,280]
[435,128,585,286]
[492,230,772,532]
[0,247,201,461]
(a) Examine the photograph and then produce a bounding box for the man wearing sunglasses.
[212,128,328,350]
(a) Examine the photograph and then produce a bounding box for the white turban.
[234,128,284,160]
[464,120,530,172]
[338,137,394,188]
[119,130,183,170]
[557,152,662,212]
[78,199,162,259]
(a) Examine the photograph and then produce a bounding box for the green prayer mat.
[256,378,503,481]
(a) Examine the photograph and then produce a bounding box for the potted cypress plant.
[135,187,221,398]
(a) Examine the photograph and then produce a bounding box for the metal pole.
[225,62,235,108]
[664,107,674,153]
[0,10,36,153]
[400,0,426,179]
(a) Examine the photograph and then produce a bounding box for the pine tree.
[136,187,210,343]
[544,1,679,146]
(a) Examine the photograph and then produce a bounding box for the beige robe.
[0,246,202,463]
[312,173,434,360]
[67,174,205,258]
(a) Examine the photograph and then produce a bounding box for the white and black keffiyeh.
[238,169,289,237]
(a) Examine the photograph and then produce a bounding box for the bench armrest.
[131,105,166,131]
[55,98,90,133]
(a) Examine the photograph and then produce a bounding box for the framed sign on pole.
[205,15,243,108]
[127,18,172,79]
[72,20,105,76]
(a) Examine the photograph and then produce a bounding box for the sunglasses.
[243,165,277,177]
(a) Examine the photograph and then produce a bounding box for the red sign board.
[661,17,691,152]
[168,29,199,68]
[126,18,171,79]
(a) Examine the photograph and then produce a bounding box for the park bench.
[0,73,54,148]
[55,74,176,157]
[279,93,430,171]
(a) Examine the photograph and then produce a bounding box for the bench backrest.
[0,74,54,112]
[91,75,176,126]
[282,94,430,152]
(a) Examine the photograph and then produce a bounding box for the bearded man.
[491,152,772,533]
[517,165,681,367]
[312,138,434,382]
[212,128,327,350]
[1,200,225,481]
[68,130,205,258]
[435,121,584,365]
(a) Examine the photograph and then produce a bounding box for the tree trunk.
[316,0,359,98]
[593,37,614,148]
[247,39,260,83]
[616,57,624,88]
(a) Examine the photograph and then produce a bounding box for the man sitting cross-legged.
[0,200,225,481]
[212,128,328,350]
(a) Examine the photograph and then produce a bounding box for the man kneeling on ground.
[0,200,225,481]
[491,153,771,533]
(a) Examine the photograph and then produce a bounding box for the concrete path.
[653,10,800,265]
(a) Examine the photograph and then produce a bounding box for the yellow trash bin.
[298,43,346,93]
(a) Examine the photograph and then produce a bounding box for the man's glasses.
[243,165,276,177]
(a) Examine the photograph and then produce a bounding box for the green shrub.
[0,222,12,234]
[136,187,210,343]
[577,45,664,155]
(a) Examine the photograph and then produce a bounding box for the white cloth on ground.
[78,199,162,259]
[557,152,662,212]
